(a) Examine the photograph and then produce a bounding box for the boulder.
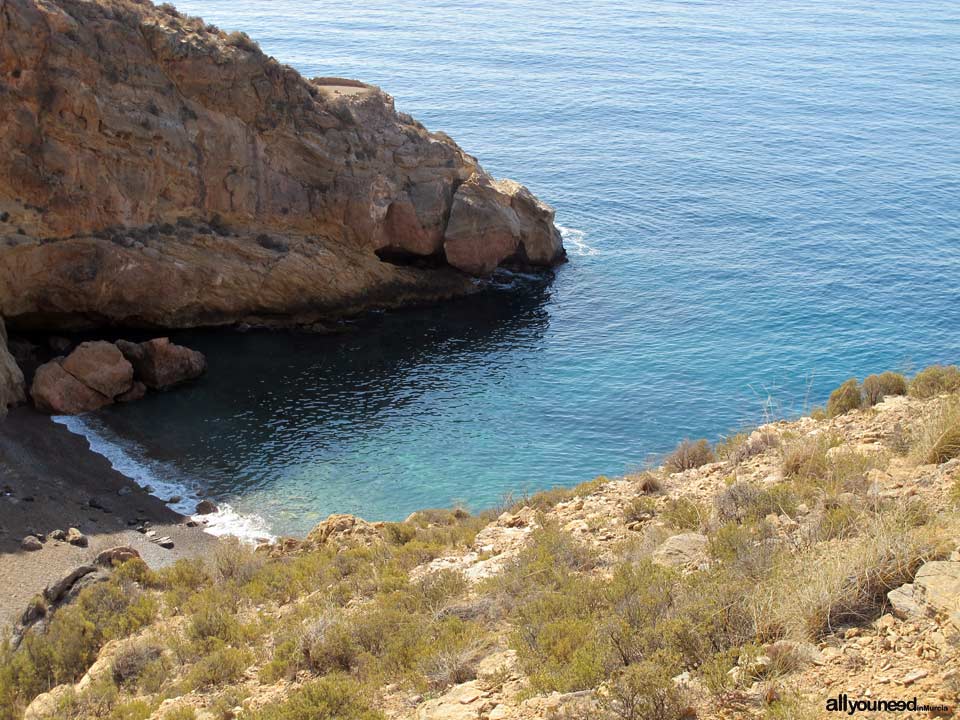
[887,583,924,619]
[44,565,96,604]
[195,499,219,515]
[65,527,88,548]
[913,561,960,630]
[94,546,141,567]
[444,175,565,275]
[20,535,43,551]
[61,341,134,398]
[651,533,709,569]
[0,318,25,416]
[116,338,206,390]
[306,514,382,546]
[24,684,73,720]
[30,360,112,415]
[116,381,147,403]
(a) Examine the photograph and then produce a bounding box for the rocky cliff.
[0,0,564,334]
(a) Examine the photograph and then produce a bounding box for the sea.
[59,0,960,539]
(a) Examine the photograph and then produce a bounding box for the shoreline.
[0,407,217,628]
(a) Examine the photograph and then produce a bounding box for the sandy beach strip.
[0,407,216,628]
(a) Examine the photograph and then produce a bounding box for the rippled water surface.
[87,0,960,535]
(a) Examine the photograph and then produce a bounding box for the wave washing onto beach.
[557,225,598,257]
[51,415,275,543]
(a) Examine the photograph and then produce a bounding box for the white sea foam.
[558,224,598,257]
[52,415,275,543]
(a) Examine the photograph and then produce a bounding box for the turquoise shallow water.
[79,0,960,536]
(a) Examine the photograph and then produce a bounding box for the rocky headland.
[0,0,565,415]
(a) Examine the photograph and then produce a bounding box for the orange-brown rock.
[61,341,133,398]
[30,360,112,415]
[0,0,564,333]
[116,338,205,390]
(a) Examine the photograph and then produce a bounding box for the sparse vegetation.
[908,364,960,398]
[908,397,960,465]
[665,438,715,473]
[862,371,907,406]
[225,31,261,53]
[826,378,862,417]
[3,365,958,720]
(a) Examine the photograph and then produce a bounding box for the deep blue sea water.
[67,0,960,537]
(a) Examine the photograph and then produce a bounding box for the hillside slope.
[4,368,960,719]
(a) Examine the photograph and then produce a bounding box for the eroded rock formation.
[30,338,205,414]
[0,0,565,334]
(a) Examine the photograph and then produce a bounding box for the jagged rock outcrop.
[30,337,204,413]
[0,317,25,415]
[0,0,564,333]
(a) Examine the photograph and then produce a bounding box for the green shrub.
[163,708,197,720]
[186,589,242,646]
[709,522,778,580]
[660,497,704,530]
[816,502,863,541]
[598,656,689,720]
[0,577,157,710]
[215,537,265,584]
[301,613,360,674]
[180,646,251,691]
[909,364,960,398]
[781,434,834,482]
[512,577,610,693]
[826,379,862,417]
[248,675,383,720]
[664,439,715,473]
[862,372,907,406]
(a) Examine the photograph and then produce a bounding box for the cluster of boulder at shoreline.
[30,338,206,415]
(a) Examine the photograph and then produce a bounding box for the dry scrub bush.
[598,658,690,720]
[909,364,960,398]
[826,379,862,417]
[215,536,266,584]
[623,496,657,524]
[908,397,960,465]
[862,372,907,406]
[660,497,706,530]
[752,516,949,639]
[248,675,383,720]
[718,429,780,465]
[111,641,163,686]
[627,470,663,493]
[665,439,715,473]
[714,483,797,524]
[225,31,260,53]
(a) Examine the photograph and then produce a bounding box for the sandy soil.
[0,407,216,627]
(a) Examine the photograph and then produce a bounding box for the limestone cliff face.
[0,0,564,330]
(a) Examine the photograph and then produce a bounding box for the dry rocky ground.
[4,373,960,720]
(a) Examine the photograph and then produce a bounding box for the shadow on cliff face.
[77,274,557,524]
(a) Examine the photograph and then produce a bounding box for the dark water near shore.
[69,0,960,536]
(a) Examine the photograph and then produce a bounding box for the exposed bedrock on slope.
[0,0,565,332]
